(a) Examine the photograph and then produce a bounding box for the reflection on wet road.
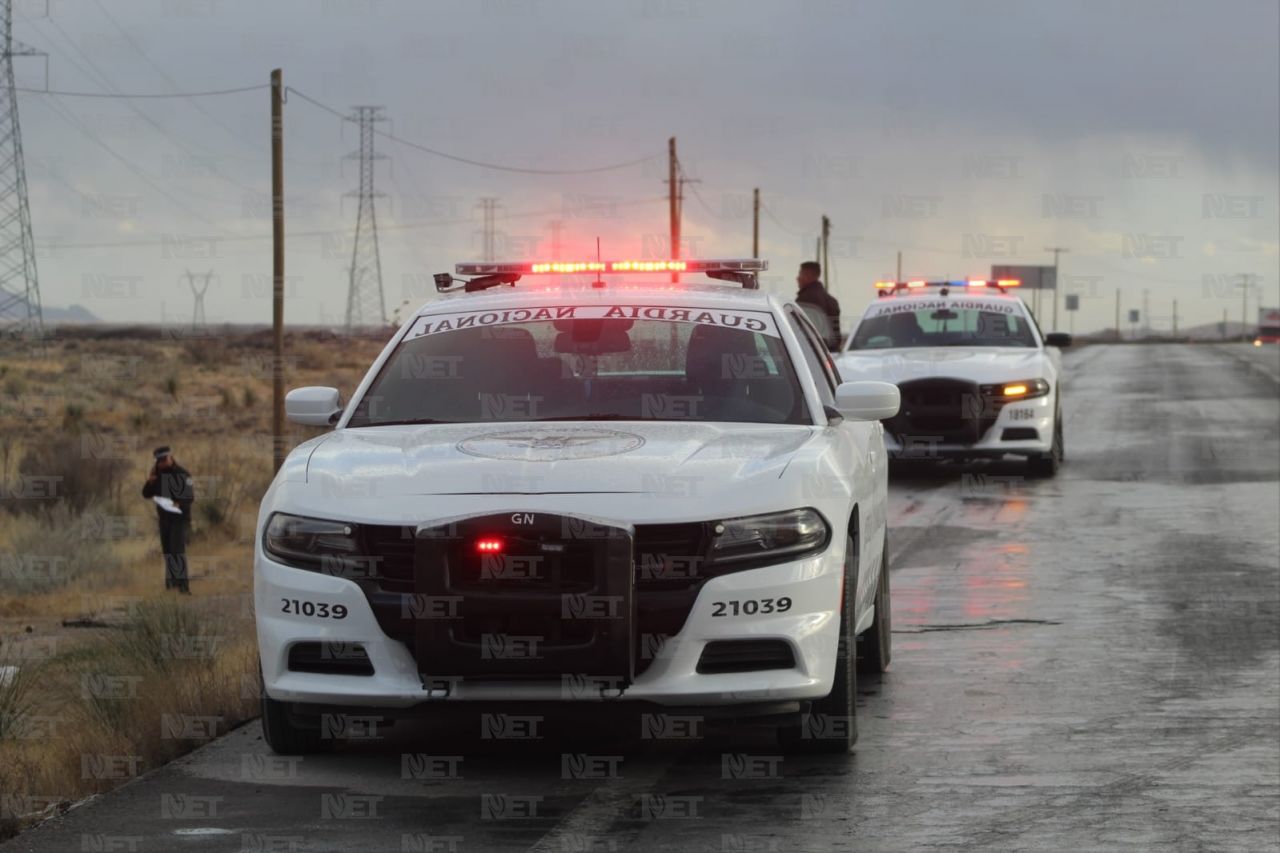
[5,344,1277,852]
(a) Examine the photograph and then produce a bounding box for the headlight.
[264,512,361,572]
[982,378,1050,400]
[708,508,830,568]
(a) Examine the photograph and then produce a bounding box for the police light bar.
[875,278,1021,293]
[456,259,768,276]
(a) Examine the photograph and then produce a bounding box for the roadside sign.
[991,265,1056,290]
[1065,294,1080,311]
[1128,309,1140,323]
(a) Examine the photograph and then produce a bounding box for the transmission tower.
[344,106,386,330]
[186,269,212,328]
[0,1,44,338]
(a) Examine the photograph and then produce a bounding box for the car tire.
[779,531,858,754]
[857,535,891,674]
[1028,413,1063,478]
[261,694,330,755]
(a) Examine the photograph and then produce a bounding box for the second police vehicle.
[255,258,899,755]
[835,278,1071,476]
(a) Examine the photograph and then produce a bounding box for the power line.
[15,83,267,98]
[25,14,262,198]
[286,87,661,176]
[28,94,233,230]
[33,196,668,251]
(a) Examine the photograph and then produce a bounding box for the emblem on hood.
[457,428,646,461]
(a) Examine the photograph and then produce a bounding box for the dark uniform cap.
[153,446,172,460]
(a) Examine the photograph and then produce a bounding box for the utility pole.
[270,68,285,472]
[1172,299,1178,336]
[344,106,387,330]
[186,269,213,328]
[477,197,500,262]
[751,187,759,259]
[0,0,44,339]
[1142,289,1150,339]
[1114,288,1121,343]
[896,251,902,283]
[1240,273,1254,341]
[1222,308,1228,340]
[820,215,831,288]
[548,220,562,261]
[668,137,679,282]
[1044,246,1068,332]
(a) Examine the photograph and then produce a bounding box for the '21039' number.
[281,599,347,619]
[711,597,791,617]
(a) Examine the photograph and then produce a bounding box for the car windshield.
[346,305,808,426]
[848,300,1037,350]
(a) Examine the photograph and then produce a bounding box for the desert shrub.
[13,436,128,514]
[163,374,179,398]
[0,650,38,741]
[241,386,257,408]
[61,403,86,432]
[0,506,123,594]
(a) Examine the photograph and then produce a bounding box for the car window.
[347,306,811,427]
[786,310,837,407]
[848,299,1037,349]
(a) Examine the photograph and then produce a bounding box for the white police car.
[256,259,899,755]
[835,278,1070,476]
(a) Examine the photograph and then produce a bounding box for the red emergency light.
[456,259,767,276]
[474,537,504,554]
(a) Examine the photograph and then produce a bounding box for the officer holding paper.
[141,445,195,593]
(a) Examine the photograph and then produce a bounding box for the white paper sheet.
[153,496,183,514]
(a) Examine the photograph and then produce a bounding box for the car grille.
[353,518,717,681]
[885,377,1000,447]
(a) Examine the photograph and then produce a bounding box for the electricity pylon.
[0,0,44,338]
[186,269,212,328]
[343,105,386,330]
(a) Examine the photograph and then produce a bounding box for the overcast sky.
[14,0,1280,333]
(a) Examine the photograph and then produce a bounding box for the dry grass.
[0,330,388,839]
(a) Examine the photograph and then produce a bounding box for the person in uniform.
[141,446,195,593]
[795,261,842,349]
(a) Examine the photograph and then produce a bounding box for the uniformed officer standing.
[141,446,195,593]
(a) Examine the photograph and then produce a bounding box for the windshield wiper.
[530,414,634,421]
[357,418,456,427]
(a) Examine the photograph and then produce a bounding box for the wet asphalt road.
[5,343,1278,853]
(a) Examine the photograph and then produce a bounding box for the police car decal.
[408,304,780,339]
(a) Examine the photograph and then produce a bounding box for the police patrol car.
[835,278,1071,475]
[256,258,899,754]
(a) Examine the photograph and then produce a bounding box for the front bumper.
[255,539,843,709]
[887,392,1055,458]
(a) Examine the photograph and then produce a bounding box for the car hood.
[302,421,816,497]
[835,347,1047,385]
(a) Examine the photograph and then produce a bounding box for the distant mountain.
[41,304,100,324]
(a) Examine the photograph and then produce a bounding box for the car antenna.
[592,236,605,289]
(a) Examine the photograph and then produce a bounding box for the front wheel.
[1028,415,1064,478]
[779,532,858,754]
[261,694,330,755]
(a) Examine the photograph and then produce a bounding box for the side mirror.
[1044,332,1073,348]
[834,380,900,421]
[285,386,343,426]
